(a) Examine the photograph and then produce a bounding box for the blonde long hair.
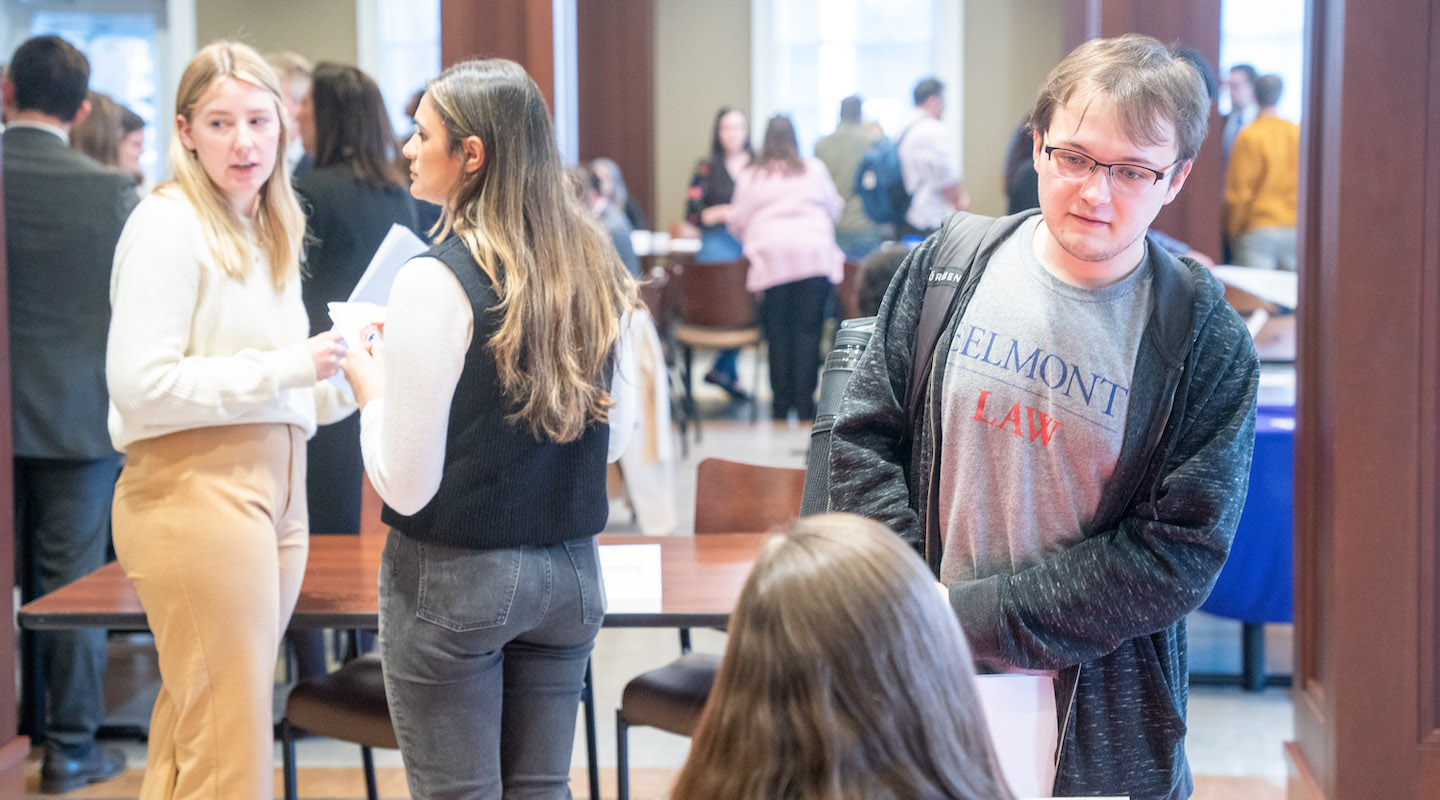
[672,514,1015,800]
[425,59,636,443]
[161,41,305,290]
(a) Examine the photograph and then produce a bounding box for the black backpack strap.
[904,213,1010,423]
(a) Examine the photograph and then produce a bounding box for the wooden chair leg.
[616,709,631,800]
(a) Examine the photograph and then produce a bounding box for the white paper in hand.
[974,673,1059,799]
[349,224,429,305]
[327,302,386,350]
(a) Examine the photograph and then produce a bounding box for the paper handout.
[327,301,386,351]
[597,543,663,613]
[347,224,428,305]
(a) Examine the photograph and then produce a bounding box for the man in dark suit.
[3,35,136,793]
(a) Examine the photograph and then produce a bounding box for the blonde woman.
[340,59,635,797]
[106,41,349,799]
[671,514,1015,800]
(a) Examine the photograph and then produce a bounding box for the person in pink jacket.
[728,115,844,421]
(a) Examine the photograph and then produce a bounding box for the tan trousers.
[113,424,309,800]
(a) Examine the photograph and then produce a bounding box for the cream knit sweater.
[106,190,352,452]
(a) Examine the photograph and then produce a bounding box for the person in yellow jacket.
[1224,73,1299,270]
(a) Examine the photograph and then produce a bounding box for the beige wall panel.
[652,0,750,231]
[962,0,1063,217]
[196,0,358,66]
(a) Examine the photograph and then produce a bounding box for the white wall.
[651,0,752,231]
[962,0,1064,216]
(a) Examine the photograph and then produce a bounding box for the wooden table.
[18,533,773,631]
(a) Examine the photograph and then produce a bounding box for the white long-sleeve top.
[106,190,353,451]
[360,256,636,516]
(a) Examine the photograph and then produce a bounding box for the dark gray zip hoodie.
[828,210,1260,800]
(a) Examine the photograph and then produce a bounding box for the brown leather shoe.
[40,744,126,794]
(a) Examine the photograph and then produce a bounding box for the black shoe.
[703,369,752,401]
[40,744,126,794]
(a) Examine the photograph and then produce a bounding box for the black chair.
[279,651,601,800]
[613,457,806,800]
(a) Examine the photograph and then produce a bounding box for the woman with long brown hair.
[727,114,844,421]
[341,58,635,797]
[671,513,1014,800]
[107,41,349,798]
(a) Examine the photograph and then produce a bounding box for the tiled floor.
[22,370,1293,798]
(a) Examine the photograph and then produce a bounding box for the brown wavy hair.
[753,114,804,177]
[671,514,1015,800]
[424,59,636,442]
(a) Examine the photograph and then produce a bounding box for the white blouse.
[360,256,635,515]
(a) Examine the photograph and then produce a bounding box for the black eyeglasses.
[1042,142,1177,195]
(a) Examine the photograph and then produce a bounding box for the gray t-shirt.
[937,217,1153,584]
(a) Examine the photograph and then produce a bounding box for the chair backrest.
[638,264,678,340]
[677,259,756,329]
[694,457,806,534]
[838,260,863,320]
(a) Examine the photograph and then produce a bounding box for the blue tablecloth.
[1199,405,1294,624]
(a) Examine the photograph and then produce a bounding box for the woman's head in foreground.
[672,513,1014,800]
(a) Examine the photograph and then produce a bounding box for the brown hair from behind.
[71,90,121,167]
[671,513,1015,800]
[423,58,636,443]
[309,62,403,188]
[753,114,804,177]
[1031,33,1210,168]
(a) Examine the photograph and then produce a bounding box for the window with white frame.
[751,0,962,158]
[6,1,170,186]
[1220,0,1306,123]
[358,0,441,140]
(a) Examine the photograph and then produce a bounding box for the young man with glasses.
[827,34,1259,800]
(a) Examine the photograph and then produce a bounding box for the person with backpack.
[897,77,967,237]
[815,95,883,262]
[827,35,1260,800]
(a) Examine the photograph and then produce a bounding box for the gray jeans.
[379,530,605,800]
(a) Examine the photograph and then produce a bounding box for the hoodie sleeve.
[950,298,1261,670]
[825,233,945,550]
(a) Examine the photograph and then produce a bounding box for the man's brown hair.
[1031,33,1210,167]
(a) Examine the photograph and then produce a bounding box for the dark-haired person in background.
[293,62,419,533]
[69,90,121,169]
[118,104,146,189]
[580,161,641,277]
[3,34,136,793]
[685,106,753,400]
[290,62,420,679]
